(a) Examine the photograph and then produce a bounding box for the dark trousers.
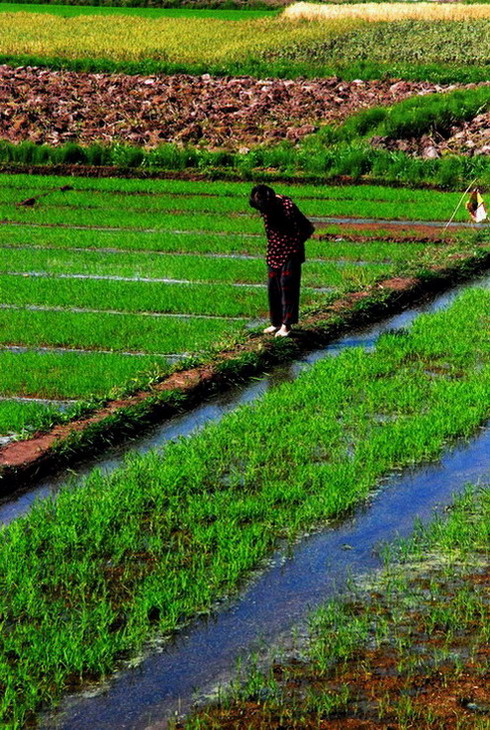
[267,258,302,327]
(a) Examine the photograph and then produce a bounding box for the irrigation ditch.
[1,244,489,495]
[27,267,490,730]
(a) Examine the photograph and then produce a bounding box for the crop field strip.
[0,174,465,201]
[0,189,470,225]
[0,4,489,83]
[0,349,172,400]
[0,175,475,438]
[0,251,395,286]
[0,231,433,261]
[0,288,489,727]
[0,5,276,19]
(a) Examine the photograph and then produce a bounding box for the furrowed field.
[0,2,489,729]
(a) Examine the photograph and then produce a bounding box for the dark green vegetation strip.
[0,1,278,11]
[1,288,489,726]
[186,484,490,728]
[0,3,275,16]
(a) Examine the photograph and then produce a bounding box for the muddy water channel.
[3,272,490,729]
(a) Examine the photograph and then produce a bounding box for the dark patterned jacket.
[262,195,314,269]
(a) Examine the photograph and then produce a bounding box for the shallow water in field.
[45,424,490,730]
[0,270,475,728]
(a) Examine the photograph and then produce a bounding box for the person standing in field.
[249,184,314,337]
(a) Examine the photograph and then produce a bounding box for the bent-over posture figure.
[249,184,314,337]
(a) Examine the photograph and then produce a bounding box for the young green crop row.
[0,287,488,727]
[0,349,170,400]
[0,196,467,229]
[0,399,62,437]
[0,307,240,355]
[0,249,395,287]
[0,223,430,260]
[0,173,464,205]
[0,182,464,215]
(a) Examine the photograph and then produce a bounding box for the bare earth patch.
[0,66,458,151]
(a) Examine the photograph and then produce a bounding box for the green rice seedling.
[0,349,171,399]
[0,308,243,353]
[0,225,262,256]
[0,288,489,726]
[0,224,437,265]
[0,174,469,229]
[0,204,264,234]
[0,398,60,436]
[0,193,468,230]
[0,248,395,289]
[0,173,463,207]
[0,275,273,317]
[0,184,466,221]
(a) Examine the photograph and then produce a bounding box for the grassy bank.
[0,287,489,726]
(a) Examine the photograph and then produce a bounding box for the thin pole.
[443,177,478,231]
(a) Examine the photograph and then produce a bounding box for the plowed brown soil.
[0,67,460,151]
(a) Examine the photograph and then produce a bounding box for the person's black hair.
[249,184,276,212]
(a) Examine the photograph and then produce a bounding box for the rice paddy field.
[0,172,481,440]
[0,2,489,728]
[1,279,490,727]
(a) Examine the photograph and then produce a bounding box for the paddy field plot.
[1,285,489,728]
[0,173,475,438]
